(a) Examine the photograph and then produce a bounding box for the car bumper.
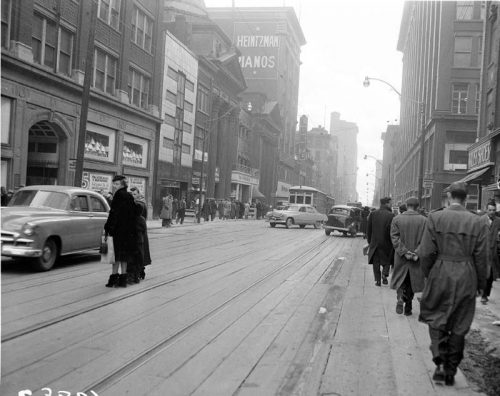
[266,217,286,223]
[323,225,349,232]
[1,244,42,257]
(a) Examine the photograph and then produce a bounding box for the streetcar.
[288,186,335,215]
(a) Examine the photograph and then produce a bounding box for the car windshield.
[283,205,300,211]
[9,190,69,210]
[330,207,350,216]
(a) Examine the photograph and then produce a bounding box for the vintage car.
[266,204,327,229]
[324,205,362,237]
[1,185,110,271]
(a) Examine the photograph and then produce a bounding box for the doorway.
[26,121,61,185]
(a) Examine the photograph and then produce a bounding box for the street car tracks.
[82,237,333,394]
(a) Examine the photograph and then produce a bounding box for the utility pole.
[74,0,97,187]
[417,102,425,208]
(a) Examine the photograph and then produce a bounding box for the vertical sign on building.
[234,22,280,80]
[298,115,308,159]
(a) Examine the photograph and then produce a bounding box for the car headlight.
[22,223,37,236]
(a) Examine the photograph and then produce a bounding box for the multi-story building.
[330,112,358,204]
[465,1,500,209]
[208,6,306,201]
[1,0,164,214]
[164,5,246,202]
[307,126,336,197]
[155,31,198,209]
[395,1,485,210]
[381,124,398,200]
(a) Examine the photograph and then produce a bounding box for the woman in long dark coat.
[130,187,151,280]
[104,176,139,288]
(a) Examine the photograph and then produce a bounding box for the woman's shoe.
[118,274,128,287]
[105,274,119,287]
[140,268,146,280]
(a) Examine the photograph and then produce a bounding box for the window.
[456,1,474,20]
[131,7,153,52]
[184,100,193,113]
[452,83,468,114]
[1,0,11,48]
[186,79,195,92]
[94,48,117,95]
[197,84,210,113]
[98,0,121,30]
[128,68,150,109]
[70,195,89,211]
[166,90,176,104]
[90,196,107,212]
[183,122,192,133]
[165,114,175,126]
[475,83,480,114]
[167,67,178,81]
[32,13,74,75]
[453,37,472,67]
[163,137,174,149]
[449,150,468,164]
[182,144,190,154]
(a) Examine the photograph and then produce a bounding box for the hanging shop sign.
[468,140,492,172]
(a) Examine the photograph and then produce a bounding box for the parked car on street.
[266,204,327,229]
[1,185,110,271]
[324,205,362,237]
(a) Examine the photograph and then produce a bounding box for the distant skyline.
[205,0,404,205]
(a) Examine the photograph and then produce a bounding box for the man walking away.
[481,200,500,304]
[390,197,426,316]
[416,182,487,386]
[367,197,395,286]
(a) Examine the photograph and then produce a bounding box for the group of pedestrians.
[366,182,497,387]
[103,175,151,288]
[160,194,187,227]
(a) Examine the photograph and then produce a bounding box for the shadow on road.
[1,253,100,274]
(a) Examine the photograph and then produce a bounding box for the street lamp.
[363,76,425,207]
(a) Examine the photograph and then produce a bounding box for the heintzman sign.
[468,140,493,172]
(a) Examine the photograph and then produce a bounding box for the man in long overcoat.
[367,196,395,286]
[416,182,487,386]
[481,200,500,303]
[390,197,426,315]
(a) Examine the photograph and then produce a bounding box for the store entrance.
[26,121,63,186]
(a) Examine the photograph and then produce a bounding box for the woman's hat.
[112,175,126,182]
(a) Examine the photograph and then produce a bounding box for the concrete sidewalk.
[318,256,485,396]
[146,217,263,230]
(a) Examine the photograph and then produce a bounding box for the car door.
[88,195,109,248]
[306,206,319,224]
[296,206,308,224]
[67,194,95,250]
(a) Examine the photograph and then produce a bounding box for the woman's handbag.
[100,235,115,264]
[99,235,108,254]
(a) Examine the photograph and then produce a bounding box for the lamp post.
[363,76,425,207]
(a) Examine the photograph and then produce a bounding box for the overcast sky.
[205,0,405,205]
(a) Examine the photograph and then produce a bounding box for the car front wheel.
[270,222,276,228]
[285,218,294,229]
[314,221,321,229]
[32,237,59,271]
[325,229,331,236]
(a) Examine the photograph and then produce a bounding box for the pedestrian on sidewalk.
[390,197,426,316]
[104,175,139,288]
[480,200,500,304]
[130,187,151,281]
[177,197,186,224]
[160,195,172,227]
[367,196,395,286]
[416,181,487,386]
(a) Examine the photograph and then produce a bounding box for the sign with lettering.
[234,22,279,80]
[276,181,291,197]
[128,176,146,196]
[82,172,112,192]
[468,141,492,171]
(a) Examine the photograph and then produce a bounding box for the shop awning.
[252,185,265,198]
[456,167,490,184]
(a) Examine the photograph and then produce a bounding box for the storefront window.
[122,135,148,168]
[1,96,12,144]
[84,124,116,162]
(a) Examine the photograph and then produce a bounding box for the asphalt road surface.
[0,220,483,396]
